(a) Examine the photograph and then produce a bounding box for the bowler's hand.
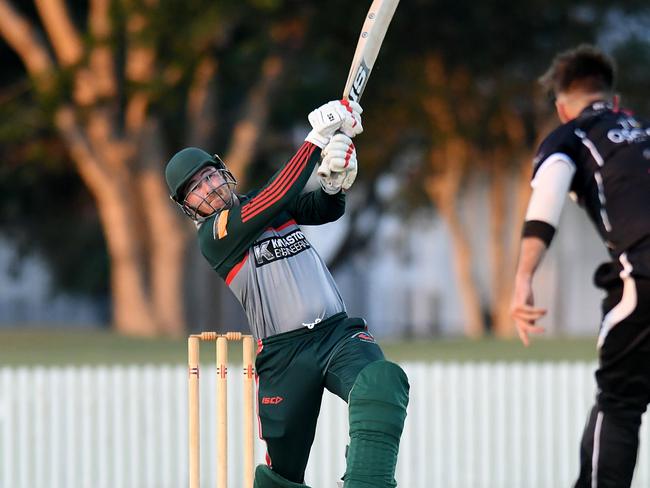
[510,277,546,346]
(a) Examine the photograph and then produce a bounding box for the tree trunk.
[425,156,485,338]
[139,120,189,337]
[0,0,313,337]
[489,107,532,338]
[488,158,508,335]
[55,107,158,336]
[492,156,533,337]
[441,200,485,338]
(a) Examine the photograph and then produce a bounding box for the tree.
[2,0,647,339]
[0,0,307,336]
[348,0,645,337]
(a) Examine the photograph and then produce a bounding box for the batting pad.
[344,360,409,488]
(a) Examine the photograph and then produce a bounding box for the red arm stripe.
[241,144,315,222]
[242,143,311,217]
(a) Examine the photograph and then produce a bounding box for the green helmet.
[165,147,221,202]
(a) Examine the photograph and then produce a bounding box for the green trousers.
[255,312,384,483]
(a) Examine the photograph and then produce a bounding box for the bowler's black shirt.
[533,102,650,279]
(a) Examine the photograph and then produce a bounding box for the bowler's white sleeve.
[525,153,576,227]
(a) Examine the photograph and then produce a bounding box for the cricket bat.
[343,0,400,103]
[317,0,399,180]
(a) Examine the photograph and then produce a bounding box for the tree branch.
[55,106,111,201]
[186,56,218,147]
[88,0,116,98]
[34,0,83,66]
[224,55,284,185]
[0,0,54,86]
[125,9,156,136]
[224,15,309,186]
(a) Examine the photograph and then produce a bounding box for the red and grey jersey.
[530,101,650,277]
[197,142,347,340]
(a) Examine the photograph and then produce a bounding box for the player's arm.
[290,133,360,225]
[511,153,576,345]
[290,188,346,225]
[231,101,360,233]
[512,237,548,346]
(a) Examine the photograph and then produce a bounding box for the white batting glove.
[305,100,363,148]
[318,134,358,194]
[340,100,363,138]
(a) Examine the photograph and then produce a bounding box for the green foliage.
[612,38,650,114]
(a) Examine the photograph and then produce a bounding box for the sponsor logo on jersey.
[607,127,650,144]
[261,396,284,405]
[252,229,311,267]
[607,116,650,144]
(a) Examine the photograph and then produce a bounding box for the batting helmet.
[165,147,230,202]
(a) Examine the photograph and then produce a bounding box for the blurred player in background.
[165,100,409,488]
[511,45,650,487]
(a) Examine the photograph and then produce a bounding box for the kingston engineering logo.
[253,229,311,267]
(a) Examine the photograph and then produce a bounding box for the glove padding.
[305,100,363,148]
[318,133,358,194]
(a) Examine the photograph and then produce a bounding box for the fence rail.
[1,362,649,488]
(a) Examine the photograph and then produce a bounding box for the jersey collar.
[578,100,613,120]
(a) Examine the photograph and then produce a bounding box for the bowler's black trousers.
[575,275,650,488]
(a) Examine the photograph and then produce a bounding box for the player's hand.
[318,134,358,194]
[339,100,363,138]
[510,277,547,347]
[305,100,363,148]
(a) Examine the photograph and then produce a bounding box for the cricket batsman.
[165,99,409,488]
[511,45,650,487]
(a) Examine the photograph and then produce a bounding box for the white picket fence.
[1,362,650,488]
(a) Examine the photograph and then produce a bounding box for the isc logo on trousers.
[262,396,284,405]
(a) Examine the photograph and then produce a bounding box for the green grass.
[0,328,599,366]
[382,336,598,363]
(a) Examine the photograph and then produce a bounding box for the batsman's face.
[183,166,236,219]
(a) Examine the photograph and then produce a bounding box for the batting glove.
[318,133,358,194]
[340,100,363,138]
[305,100,363,148]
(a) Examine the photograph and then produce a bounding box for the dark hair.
[539,44,616,96]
